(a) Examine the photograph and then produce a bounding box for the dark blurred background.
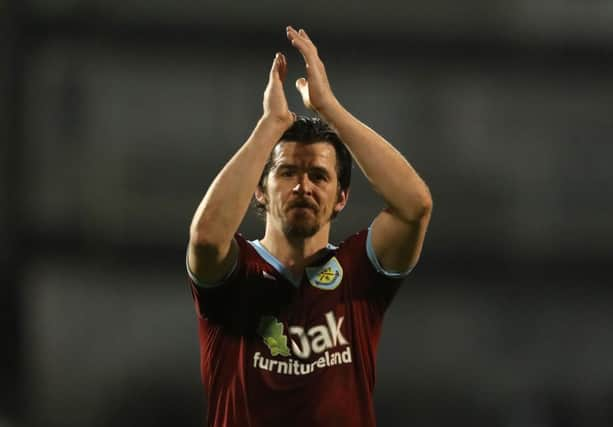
[2,1,613,426]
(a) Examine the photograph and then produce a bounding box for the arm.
[287,27,432,273]
[188,52,295,284]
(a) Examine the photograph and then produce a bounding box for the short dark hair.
[253,115,352,218]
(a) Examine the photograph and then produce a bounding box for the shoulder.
[337,228,412,279]
[332,229,369,275]
[188,233,263,289]
[334,229,404,313]
[336,229,368,253]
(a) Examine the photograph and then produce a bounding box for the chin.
[282,220,320,239]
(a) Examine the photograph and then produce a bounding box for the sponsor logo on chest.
[254,310,352,376]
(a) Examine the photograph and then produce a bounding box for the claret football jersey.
[187,228,410,427]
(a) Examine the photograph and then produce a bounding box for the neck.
[260,221,331,275]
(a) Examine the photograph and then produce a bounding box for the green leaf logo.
[257,316,291,357]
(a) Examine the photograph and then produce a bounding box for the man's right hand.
[188,50,297,287]
[262,52,296,128]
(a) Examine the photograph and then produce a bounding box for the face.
[256,141,348,239]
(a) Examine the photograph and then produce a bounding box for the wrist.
[316,97,344,124]
[260,110,294,125]
[256,114,293,137]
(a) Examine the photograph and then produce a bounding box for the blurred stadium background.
[2,1,613,426]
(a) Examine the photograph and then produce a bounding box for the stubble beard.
[265,194,335,239]
[282,216,320,239]
[281,207,322,239]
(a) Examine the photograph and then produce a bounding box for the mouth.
[287,200,317,213]
[291,207,314,213]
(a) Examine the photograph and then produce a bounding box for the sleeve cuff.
[186,248,238,288]
[366,226,413,278]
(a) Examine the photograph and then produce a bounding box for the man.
[187,26,432,427]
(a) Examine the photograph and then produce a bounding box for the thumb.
[295,77,307,91]
[269,53,281,80]
[295,77,312,109]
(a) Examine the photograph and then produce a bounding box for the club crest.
[306,256,343,290]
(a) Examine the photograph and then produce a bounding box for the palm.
[287,27,335,113]
[263,53,294,124]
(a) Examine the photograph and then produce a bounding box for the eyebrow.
[308,166,331,177]
[273,164,298,174]
[275,164,331,177]
[275,164,297,171]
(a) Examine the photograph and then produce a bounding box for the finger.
[287,34,313,68]
[286,26,310,50]
[295,77,312,109]
[269,52,281,79]
[279,53,288,82]
[270,52,289,86]
[286,27,299,47]
[287,26,315,48]
[287,28,320,70]
[295,77,307,91]
[299,28,312,41]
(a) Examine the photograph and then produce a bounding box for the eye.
[309,171,327,182]
[278,168,295,177]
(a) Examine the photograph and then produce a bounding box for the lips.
[287,199,317,212]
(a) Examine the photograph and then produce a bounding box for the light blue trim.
[186,249,237,288]
[249,240,302,287]
[366,226,413,278]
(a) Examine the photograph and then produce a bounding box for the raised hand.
[263,52,296,127]
[286,26,338,115]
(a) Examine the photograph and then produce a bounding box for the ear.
[255,186,268,205]
[333,188,349,215]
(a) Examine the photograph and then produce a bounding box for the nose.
[292,173,313,195]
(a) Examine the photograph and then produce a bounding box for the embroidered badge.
[306,256,343,290]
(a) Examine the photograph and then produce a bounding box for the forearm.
[321,100,432,222]
[190,117,287,249]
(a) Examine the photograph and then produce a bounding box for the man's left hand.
[286,26,339,115]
